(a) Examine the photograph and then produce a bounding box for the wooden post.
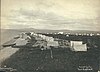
[50,47,53,59]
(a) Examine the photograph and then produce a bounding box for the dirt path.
[0,47,19,66]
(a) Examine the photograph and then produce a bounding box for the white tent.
[70,41,87,51]
[72,44,87,51]
[70,41,82,47]
[47,41,59,46]
[15,38,28,46]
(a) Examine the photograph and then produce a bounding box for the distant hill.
[2,28,99,33]
[9,28,70,33]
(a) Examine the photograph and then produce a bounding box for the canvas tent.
[72,44,87,51]
[15,38,28,46]
[70,41,87,51]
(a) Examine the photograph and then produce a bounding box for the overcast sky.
[1,0,100,31]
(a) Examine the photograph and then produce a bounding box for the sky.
[1,0,100,31]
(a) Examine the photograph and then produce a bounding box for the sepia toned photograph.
[0,0,100,72]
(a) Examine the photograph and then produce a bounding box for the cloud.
[9,9,80,24]
[2,8,100,31]
[35,0,55,8]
